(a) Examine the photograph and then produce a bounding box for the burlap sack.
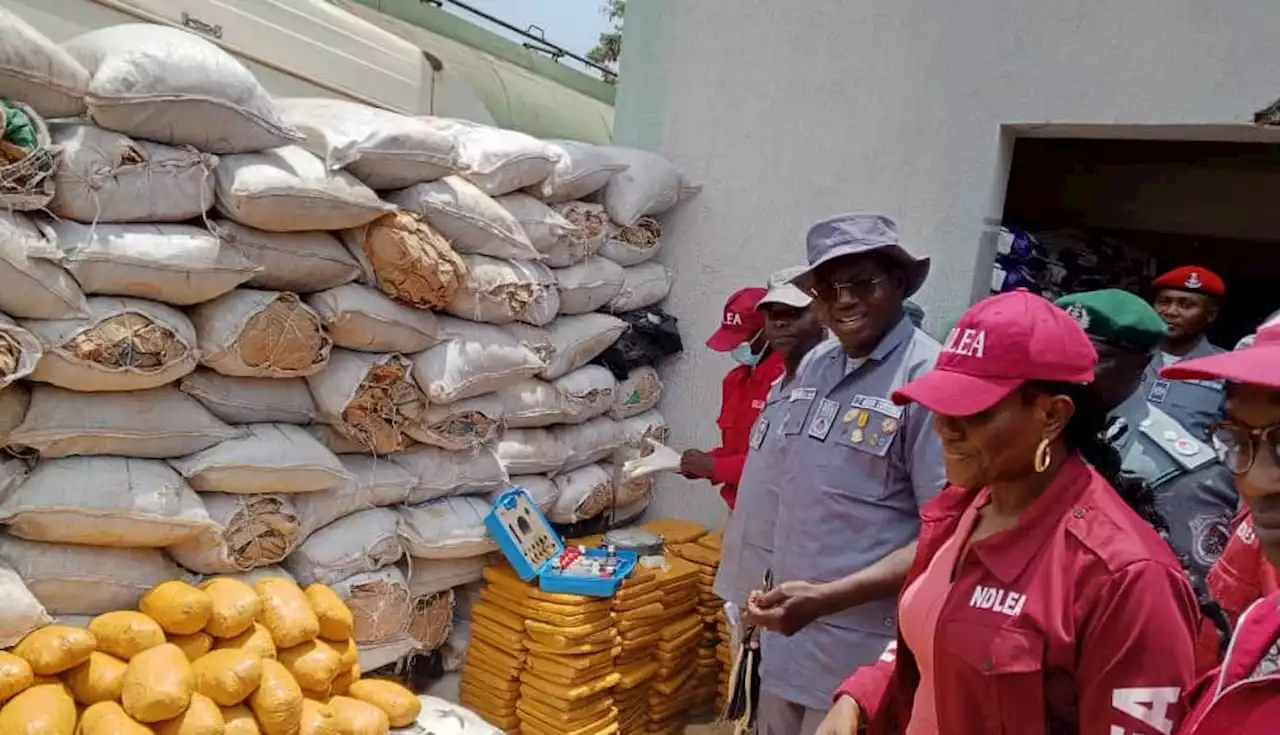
[169,423,351,495]
[214,220,361,294]
[494,193,579,260]
[305,350,425,455]
[546,202,608,268]
[0,535,184,615]
[533,140,628,204]
[606,262,674,313]
[191,289,331,378]
[0,560,51,648]
[23,296,193,392]
[304,424,418,456]
[395,496,497,560]
[445,255,559,326]
[405,393,505,451]
[0,211,87,320]
[343,212,468,310]
[554,416,625,473]
[553,366,617,425]
[599,147,683,226]
[390,445,507,503]
[0,7,89,118]
[407,556,488,599]
[179,371,317,425]
[165,493,300,575]
[495,428,570,476]
[385,176,539,260]
[599,216,664,267]
[331,567,411,646]
[611,367,664,420]
[284,507,403,587]
[291,456,416,541]
[489,379,565,429]
[509,313,627,381]
[430,119,556,197]
[410,317,545,404]
[307,283,441,354]
[554,257,625,315]
[548,463,615,524]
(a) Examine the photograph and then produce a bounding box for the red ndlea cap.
[1152,265,1226,298]
[1162,323,1280,389]
[892,290,1097,416]
[706,287,768,352]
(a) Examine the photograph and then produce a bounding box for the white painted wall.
[612,0,1280,527]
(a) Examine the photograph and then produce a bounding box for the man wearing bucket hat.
[1147,265,1229,440]
[743,214,947,734]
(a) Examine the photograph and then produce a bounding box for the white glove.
[621,439,683,481]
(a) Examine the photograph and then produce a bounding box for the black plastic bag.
[592,307,683,380]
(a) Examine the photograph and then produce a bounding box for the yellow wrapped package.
[330,638,357,670]
[202,578,262,638]
[517,693,613,727]
[278,640,343,694]
[525,635,618,657]
[77,700,153,735]
[89,611,168,660]
[466,639,522,672]
[328,695,390,735]
[215,622,278,660]
[256,578,321,649]
[0,651,33,703]
[122,643,195,723]
[527,623,617,650]
[172,632,215,661]
[614,590,663,612]
[300,698,340,735]
[520,670,621,702]
[249,659,304,735]
[221,704,262,735]
[13,625,96,675]
[142,581,215,636]
[0,682,76,734]
[330,663,360,697]
[304,584,354,642]
[459,662,520,694]
[524,616,614,640]
[534,661,614,688]
[527,645,616,672]
[192,649,263,707]
[347,679,420,728]
[154,692,225,735]
[468,617,525,650]
[63,651,127,705]
[470,599,526,631]
[481,585,612,619]
[520,706,619,735]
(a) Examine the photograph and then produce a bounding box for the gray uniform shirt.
[1143,337,1226,441]
[761,317,947,710]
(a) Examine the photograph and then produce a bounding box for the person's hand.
[743,580,828,636]
[679,449,715,479]
[815,695,862,735]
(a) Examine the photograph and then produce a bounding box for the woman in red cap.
[817,290,1201,735]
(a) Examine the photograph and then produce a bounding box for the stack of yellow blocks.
[459,566,528,733]
[671,535,726,716]
[645,553,704,735]
[715,613,732,715]
[611,566,664,734]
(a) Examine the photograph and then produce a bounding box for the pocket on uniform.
[779,397,815,436]
[939,621,1047,735]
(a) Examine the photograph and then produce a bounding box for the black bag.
[592,307,683,380]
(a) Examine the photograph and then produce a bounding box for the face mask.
[731,342,765,367]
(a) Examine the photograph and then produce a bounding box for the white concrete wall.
[612,0,1280,527]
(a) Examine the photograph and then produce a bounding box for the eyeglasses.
[1211,421,1280,474]
[811,276,884,302]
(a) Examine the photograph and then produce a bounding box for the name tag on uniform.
[749,418,769,449]
[1148,379,1170,403]
[790,388,816,402]
[849,394,905,419]
[807,399,840,440]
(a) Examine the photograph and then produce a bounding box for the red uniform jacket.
[835,455,1201,735]
[1178,592,1280,734]
[1207,510,1280,627]
[710,351,784,508]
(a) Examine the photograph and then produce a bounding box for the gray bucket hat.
[791,213,931,297]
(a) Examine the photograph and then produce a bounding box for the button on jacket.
[836,455,1201,735]
[710,351,785,509]
[1178,592,1280,735]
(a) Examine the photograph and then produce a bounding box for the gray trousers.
[757,691,827,735]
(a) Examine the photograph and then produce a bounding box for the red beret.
[1151,265,1225,298]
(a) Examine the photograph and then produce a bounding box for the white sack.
[606,461,650,508]
[10,385,244,459]
[555,257,626,315]
[0,561,50,648]
[548,463,615,524]
[277,98,460,189]
[284,507,403,587]
[0,385,30,450]
[0,456,214,547]
[445,255,558,326]
[342,212,468,311]
[396,496,496,560]
[408,556,488,598]
[191,289,332,378]
[292,455,416,540]
[430,119,556,196]
[406,393,506,452]
[554,416,624,472]
[165,492,300,574]
[0,211,88,319]
[332,567,411,645]
[553,366,617,424]
[64,24,299,153]
[0,535,183,615]
[600,146,683,226]
[179,371,317,425]
[411,316,545,404]
[606,262,674,313]
[533,140,628,203]
[24,296,194,392]
[494,192,578,259]
[598,217,664,267]
[495,476,559,514]
[384,176,539,260]
[410,696,503,735]
[545,201,608,267]
[489,379,564,429]
[308,283,441,353]
[357,636,418,672]
[508,313,626,381]
[49,123,216,223]
[0,458,28,509]
[305,350,425,455]
[0,7,89,118]
[305,424,418,456]
[391,446,507,504]
[215,144,393,232]
[49,219,258,306]
[214,220,361,293]
[610,367,664,420]
[495,428,570,476]
[169,423,350,494]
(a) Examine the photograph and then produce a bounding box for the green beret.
[1055,289,1167,351]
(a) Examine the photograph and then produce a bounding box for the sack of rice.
[0,535,183,615]
[276,98,460,189]
[342,212,467,310]
[411,317,545,404]
[307,284,441,353]
[331,567,411,646]
[610,367,664,420]
[446,255,558,326]
[548,463,615,524]
[406,556,488,599]
[179,372,317,425]
[0,562,51,648]
[48,220,258,306]
[405,393,505,452]
[554,366,617,424]
[489,378,565,429]
[305,424,417,457]
[599,147,683,226]
[509,313,627,380]
[215,145,392,232]
[532,140,628,203]
[9,385,244,458]
[284,508,403,587]
[496,476,560,513]
[165,493,300,575]
[395,496,496,560]
[23,296,193,392]
[391,445,507,503]
[0,8,89,118]
[306,350,425,455]
[546,201,608,267]
[555,256,625,315]
[430,119,555,196]
[65,23,299,153]
[599,216,664,266]
[0,457,214,548]
[48,123,215,224]
[606,261,674,313]
[192,289,331,378]
[169,423,351,494]
[0,682,77,733]
[0,211,88,320]
[215,220,361,293]
[555,416,625,473]
[495,428,570,476]
[292,456,416,541]
[385,176,539,260]
[494,193,579,261]
[408,589,454,652]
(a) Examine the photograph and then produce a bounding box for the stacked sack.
[671,534,726,716]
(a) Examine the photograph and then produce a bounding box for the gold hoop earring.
[1034,439,1052,474]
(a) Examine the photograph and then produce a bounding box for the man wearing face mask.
[680,286,786,508]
